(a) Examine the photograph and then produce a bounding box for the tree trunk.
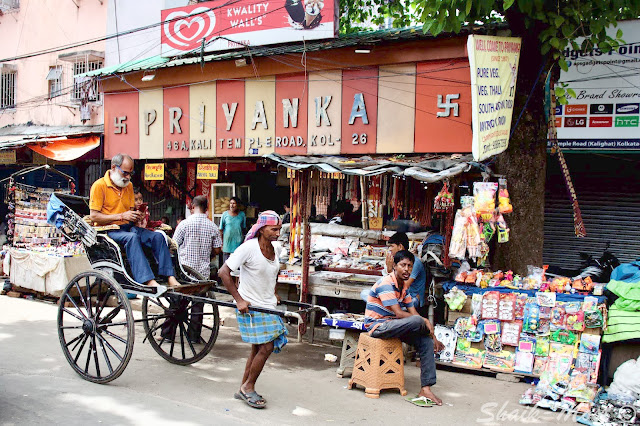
[491,14,551,275]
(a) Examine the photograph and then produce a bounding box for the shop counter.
[7,248,91,297]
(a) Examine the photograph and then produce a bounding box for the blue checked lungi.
[236,311,288,353]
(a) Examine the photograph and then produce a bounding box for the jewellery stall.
[2,165,91,297]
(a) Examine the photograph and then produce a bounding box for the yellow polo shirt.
[89,171,134,225]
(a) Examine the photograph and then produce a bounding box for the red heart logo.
[163,6,217,51]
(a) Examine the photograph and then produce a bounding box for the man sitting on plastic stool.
[89,153,180,288]
[364,250,445,406]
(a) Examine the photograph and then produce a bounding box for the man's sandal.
[406,395,437,407]
[234,390,266,409]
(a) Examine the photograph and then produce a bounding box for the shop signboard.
[104,62,474,158]
[467,35,522,161]
[0,150,16,164]
[554,19,640,150]
[161,0,338,57]
[197,163,219,180]
[144,163,165,180]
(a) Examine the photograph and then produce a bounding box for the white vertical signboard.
[468,35,522,161]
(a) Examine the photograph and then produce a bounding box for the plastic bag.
[608,356,640,400]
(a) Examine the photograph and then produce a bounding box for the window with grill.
[73,60,102,102]
[0,0,20,12]
[46,66,63,99]
[0,67,16,110]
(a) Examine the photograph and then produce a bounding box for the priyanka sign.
[161,0,337,56]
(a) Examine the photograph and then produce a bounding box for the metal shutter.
[544,190,640,270]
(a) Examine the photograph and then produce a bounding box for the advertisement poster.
[467,35,522,161]
[161,0,337,56]
[556,19,640,150]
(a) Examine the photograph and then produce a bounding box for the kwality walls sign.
[161,0,337,56]
[553,19,640,150]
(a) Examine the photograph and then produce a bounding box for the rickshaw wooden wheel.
[141,266,220,365]
[57,270,135,384]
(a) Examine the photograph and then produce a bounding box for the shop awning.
[28,135,100,162]
[264,153,492,182]
[0,124,103,160]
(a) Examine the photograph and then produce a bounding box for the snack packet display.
[473,182,498,220]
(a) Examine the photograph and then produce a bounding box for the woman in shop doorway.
[220,197,247,262]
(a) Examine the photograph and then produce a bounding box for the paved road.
[0,295,574,425]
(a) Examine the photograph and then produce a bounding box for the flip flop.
[234,390,266,409]
[234,391,266,403]
[406,395,437,407]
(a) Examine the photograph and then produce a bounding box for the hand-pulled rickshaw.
[48,194,329,384]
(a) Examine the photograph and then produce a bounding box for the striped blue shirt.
[364,274,413,328]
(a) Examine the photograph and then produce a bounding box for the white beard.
[110,171,130,188]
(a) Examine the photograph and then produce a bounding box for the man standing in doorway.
[218,210,285,409]
[89,153,180,288]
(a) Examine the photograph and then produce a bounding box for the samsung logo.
[617,104,639,114]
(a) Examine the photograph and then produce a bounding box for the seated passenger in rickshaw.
[89,153,180,288]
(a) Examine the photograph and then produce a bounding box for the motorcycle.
[547,243,620,284]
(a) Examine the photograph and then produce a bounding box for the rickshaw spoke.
[179,322,197,357]
[102,329,127,345]
[73,335,89,364]
[96,333,123,362]
[92,335,101,377]
[84,338,93,374]
[71,334,87,352]
[74,282,89,314]
[60,325,84,330]
[85,276,92,318]
[62,307,85,322]
[65,333,84,348]
[63,295,88,320]
[100,320,129,327]
[169,332,176,357]
[98,336,113,374]
[179,323,186,359]
[95,287,113,319]
[158,336,166,348]
[100,305,122,324]
[142,317,160,343]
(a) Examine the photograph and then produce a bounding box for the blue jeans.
[370,315,436,387]
[108,224,174,284]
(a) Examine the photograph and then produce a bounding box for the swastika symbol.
[436,94,460,117]
[114,116,128,134]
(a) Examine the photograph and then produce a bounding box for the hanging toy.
[497,213,510,243]
[473,182,498,221]
[498,178,513,214]
[434,180,454,212]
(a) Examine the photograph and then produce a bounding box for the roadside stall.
[2,166,91,297]
[264,153,491,340]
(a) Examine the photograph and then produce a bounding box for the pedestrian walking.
[218,210,285,409]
